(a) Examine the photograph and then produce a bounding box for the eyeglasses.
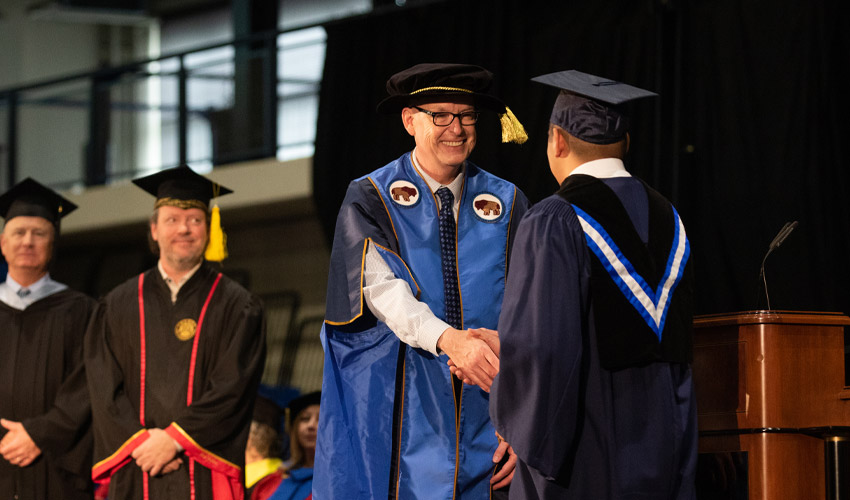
[413,106,480,126]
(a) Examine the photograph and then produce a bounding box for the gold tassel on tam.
[499,106,529,144]
[205,204,228,262]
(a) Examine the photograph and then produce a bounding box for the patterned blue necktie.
[17,288,31,299]
[437,187,462,329]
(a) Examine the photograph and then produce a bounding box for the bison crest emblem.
[389,180,420,207]
[472,193,504,222]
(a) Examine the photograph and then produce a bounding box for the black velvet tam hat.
[285,391,321,429]
[376,63,506,113]
[132,164,232,210]
[532,70,657,145]
[0,177,77,228]
[377,63,527,144]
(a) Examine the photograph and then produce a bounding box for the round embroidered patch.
[174,318,197,341]
[388,180,420,207]
[472,193,504,222]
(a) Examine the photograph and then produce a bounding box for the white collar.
[569,158,631,179]
[158,260,203,303]
[157,260,202,285]
[5,272,51,294]
[0,272,67,310]
[411,149,464,201]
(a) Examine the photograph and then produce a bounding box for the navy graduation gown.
[490,176,697,500]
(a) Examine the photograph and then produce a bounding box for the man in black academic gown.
[85,166,266,500]
[0,178,95,499]
[489,71,697,499]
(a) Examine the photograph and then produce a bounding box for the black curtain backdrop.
[313,0,850,316]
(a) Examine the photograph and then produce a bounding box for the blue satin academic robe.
[314,152,528,499]
[269,467,312,500]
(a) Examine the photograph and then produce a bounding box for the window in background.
[0,0,375,188]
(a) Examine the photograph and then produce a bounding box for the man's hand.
[0,419,42,467]
[491,434,517,490]
[131,428,179,476]
[161,457,184,475]
[438,327,500,392]
[446,328,500,391]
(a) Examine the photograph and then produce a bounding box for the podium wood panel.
[699,432,825,499]
[693,311,850,500]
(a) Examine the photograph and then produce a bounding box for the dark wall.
[50,200,330,303]
[313,0,850,316]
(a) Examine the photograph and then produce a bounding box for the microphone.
[768,221,798,251]
[758,221,798,310]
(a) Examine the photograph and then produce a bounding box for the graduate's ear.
[401,107,416,137]
[625,133,631,155]
[551,126,569,159]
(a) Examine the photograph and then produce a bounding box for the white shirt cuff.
[420,317,451,356]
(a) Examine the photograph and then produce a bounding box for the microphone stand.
[758,221,798,311]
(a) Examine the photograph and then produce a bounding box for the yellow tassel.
[499,106,529,144]
[205,204,228,262]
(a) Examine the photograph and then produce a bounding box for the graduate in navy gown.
[488,71,698,499]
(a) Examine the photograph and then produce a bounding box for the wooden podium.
[693,311,850,499]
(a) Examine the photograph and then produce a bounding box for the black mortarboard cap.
[285,391,321,429]
[132,165,232,209]
[532,70,658,145]
[253,394,283,431]
[0,177,77,227]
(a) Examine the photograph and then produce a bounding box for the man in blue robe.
[489,70,697,499]
[314,63,529,499]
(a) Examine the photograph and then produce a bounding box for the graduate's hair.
[248,421,282,459]
[552,124,628,160]
[146,207,211,255]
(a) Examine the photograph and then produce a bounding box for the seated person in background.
[269,391,320,500]
[246,395,286,500]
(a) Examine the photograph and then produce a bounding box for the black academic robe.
[0,289,95,500]
[85,263,265,500]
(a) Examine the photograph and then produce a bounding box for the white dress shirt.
[362,150,462,356]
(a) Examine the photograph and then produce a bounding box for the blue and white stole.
[572,204,690,340]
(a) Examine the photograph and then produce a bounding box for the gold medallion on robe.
[174,318,197,341]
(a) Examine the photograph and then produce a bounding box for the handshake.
[436,327,501,392]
